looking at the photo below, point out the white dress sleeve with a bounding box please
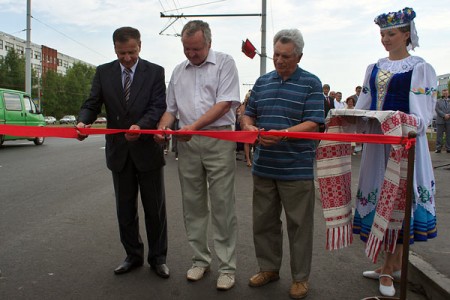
[409,62,437,134]
[355,64,375,110]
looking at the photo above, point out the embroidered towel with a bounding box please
[316,109,417,262]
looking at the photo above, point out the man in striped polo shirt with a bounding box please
[241,28,324,299]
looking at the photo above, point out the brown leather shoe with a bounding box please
[248,271,280,287]
[289,281,309,299]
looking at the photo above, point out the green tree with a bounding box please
[63,62,96,115]
[1,50,95,118]
[40,70,65,117]
[0,49,25,90]
[40,62,95,118]
[0,49,40,97]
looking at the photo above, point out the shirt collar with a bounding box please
[120,59,139,73]
[270,65,302,81]
[184,49,216,69]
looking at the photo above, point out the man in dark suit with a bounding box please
[323,84,334,114]
[76,27,169,278]
[320,84,334,132]
[435,88,450,153]
[350,85,362,105]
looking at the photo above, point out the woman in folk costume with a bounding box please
[353,7,437,297]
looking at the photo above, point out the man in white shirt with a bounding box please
[154,20,240,291]
[334,91,346,109]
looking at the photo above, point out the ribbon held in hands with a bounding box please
[0,124,415,146]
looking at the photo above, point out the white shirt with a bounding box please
[166,50,240,128]
[334,99,346,109]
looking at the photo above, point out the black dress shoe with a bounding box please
[435,149,441,153]
[114,257,143,275]
[151,263,170,278]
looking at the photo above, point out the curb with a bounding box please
[408,251,450,300]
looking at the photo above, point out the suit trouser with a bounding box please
[177,134,237,273]
[436,122,450,151]
[252,175,315,282]
[112,155,168,266]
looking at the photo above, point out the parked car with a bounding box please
[94,117,107,124]
[59,115,77,124]
[44,116,57,125]
[0,88,46,146]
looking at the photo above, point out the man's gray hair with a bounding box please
[181,20,212,45]
[273,29,304,55]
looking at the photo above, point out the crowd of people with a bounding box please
[322,84,362,110]
[75,6,439,299]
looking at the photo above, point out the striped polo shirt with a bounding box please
[245,66,324,180]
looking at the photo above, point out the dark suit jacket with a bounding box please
[319,95,334,132]
[324,94,334,118]
[78,59,167,172]
[435,98,450,125]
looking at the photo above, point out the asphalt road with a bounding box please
[0,137,427,300]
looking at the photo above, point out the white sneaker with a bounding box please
[217,273,235,290]
[186,266,209,281]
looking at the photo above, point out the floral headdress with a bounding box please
[374,7,419,51]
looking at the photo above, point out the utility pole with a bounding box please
[160,0,267,76]
[25,0,32,95]
[260,0,267,75]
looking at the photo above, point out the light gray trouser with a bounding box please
[177,133,237,273]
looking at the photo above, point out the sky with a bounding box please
[1,0,450,99]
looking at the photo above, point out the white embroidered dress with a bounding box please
[354,55,437,244]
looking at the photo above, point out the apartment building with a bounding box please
[0,31,95,78]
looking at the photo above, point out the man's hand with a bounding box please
[76,122,91,141]
[125,125,141,142]
[242,124,258,132]
[259,129,287,147]
[177,124,195,142]
[154,126,172,144]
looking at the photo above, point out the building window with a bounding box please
[16,45,24,55]
[34,51,41,60]
[0,39,3,49]
[32,63,41,71]
[5,42,14,51]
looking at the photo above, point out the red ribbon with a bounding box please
[0,124,415,146]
